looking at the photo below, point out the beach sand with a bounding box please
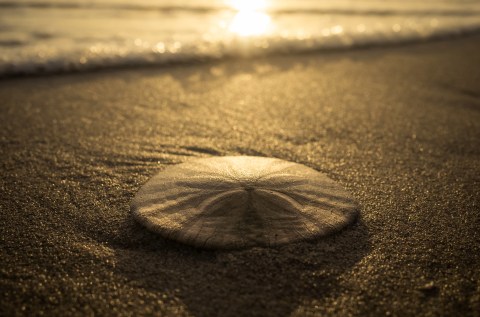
[1,35,479,316]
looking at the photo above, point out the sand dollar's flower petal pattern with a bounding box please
[131,156,358,248]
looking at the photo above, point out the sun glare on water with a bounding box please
[227,0,272,37]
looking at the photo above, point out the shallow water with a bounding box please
[1,0,479,75]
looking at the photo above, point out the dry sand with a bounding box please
[1,35,479,316]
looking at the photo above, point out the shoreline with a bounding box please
[1,35,479,316]
[2,31,480,80]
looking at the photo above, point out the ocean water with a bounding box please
[1,0,479,76]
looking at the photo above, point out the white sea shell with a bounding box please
[131,156,358,248]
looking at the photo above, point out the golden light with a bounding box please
[229,11,271,37]
[229,0,267,11]
[227,0,271,37]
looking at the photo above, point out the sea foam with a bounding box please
[0,0,479,76]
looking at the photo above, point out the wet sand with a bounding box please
[1,36,479,316]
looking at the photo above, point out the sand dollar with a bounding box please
[131,156,358,248]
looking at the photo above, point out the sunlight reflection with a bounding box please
[229,11,271,36]
[227,0,272,37]
[229,0,267,11]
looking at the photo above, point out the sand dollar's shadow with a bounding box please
[112,216,370,317]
